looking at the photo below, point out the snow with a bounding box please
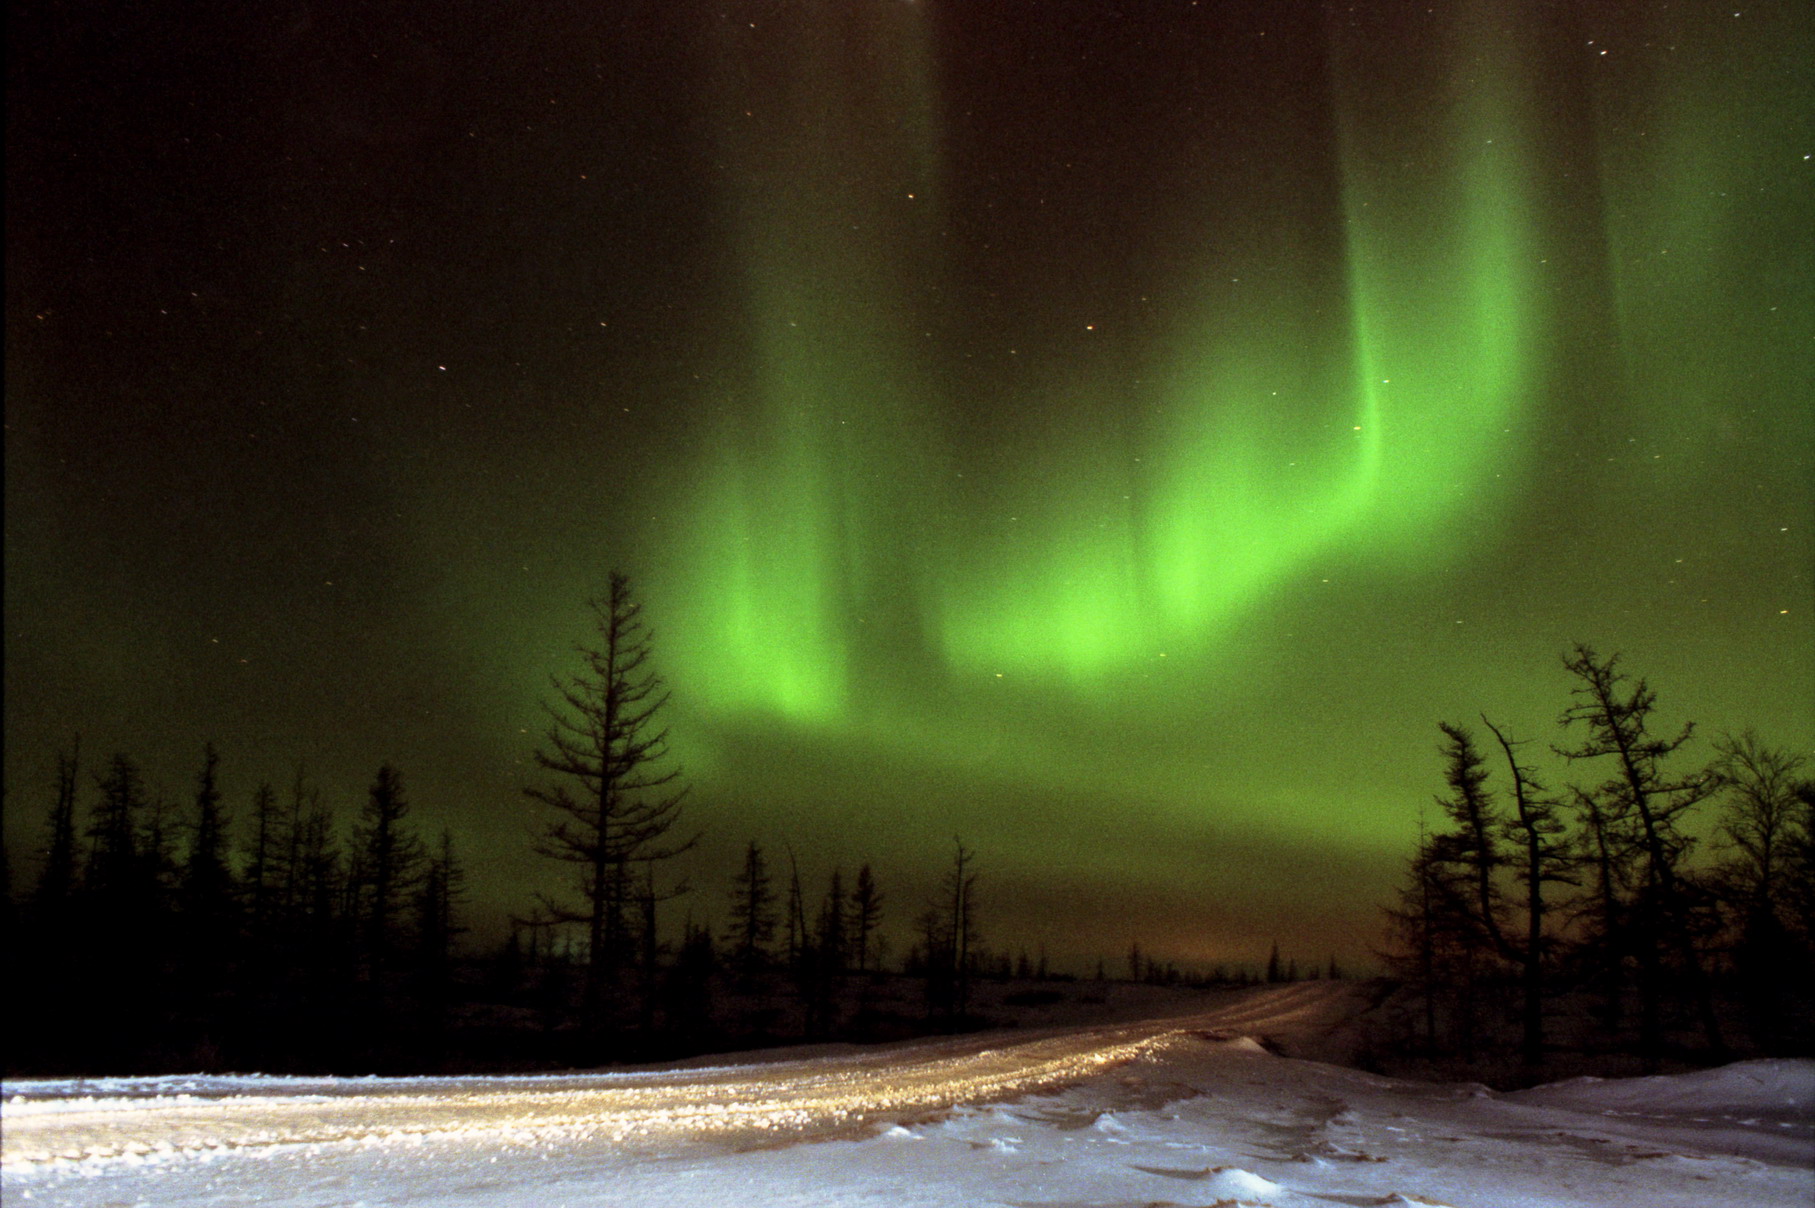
[5,983,1811,1207]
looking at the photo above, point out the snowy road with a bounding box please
[6,983,1813,1207]
[2,1018,1184,1163]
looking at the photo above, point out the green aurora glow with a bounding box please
[5,1,1810,969]
[662,2,1549,712]
[620,3,1807,963]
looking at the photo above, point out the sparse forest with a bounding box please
[1381,643,1815,1080]
[7,740,992,1073]
[3,574,1243,1077]
[0,720,1130,1075]
[7,597,1806,1080]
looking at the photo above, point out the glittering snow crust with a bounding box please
[5,983,1812,1207]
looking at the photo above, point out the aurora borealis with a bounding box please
[6,1,1811,969]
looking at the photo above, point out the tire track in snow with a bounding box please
[3,1008,1278,1171]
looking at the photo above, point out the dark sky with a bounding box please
[7,0,1812,971]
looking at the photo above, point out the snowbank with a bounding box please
[6,984,1810,1207]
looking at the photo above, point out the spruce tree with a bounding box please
[353,764,423,974]
[526,573,694,1026]
[724,839,775,980]
[181,744,236,940]
[944,839,978,1014]
[850,862,883,975]
[241,781,282,937]
[1481,716,1571,1068]
[33,741,82,916]
[1557,644,1724,1061]
[1710,732,1809,1046]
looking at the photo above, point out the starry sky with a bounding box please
[7,0,1812,971]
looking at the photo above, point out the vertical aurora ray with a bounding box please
[1587,3,1814,466]
[930,3,1548,686]
[5,0,1806,978]
[656,2,1556,717]
[1322,2,1543,548]
[655,2,949,725]
[644,0,1793,812]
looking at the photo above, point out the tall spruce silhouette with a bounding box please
[526,572,695,1027]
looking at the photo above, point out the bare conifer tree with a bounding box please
[1430,723,1509,957]
[182,744,235,936]
[1711,731,1809,1045]
[526,572,694,1021]
[1557,643,1724,1061]
[818,869,847,974]
[1482,715,1572,1068]
[353,764,423,973]
[242,781,280,935]
[1712,731,1807,927]
[944,839,978,1015]
[850,862,883,975]
[417,828,467,972]
[33,739,81,914]
[87,753,147,909]
[724,839,775,979]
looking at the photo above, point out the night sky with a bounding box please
[7,0,1812,971]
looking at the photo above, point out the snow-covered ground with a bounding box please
[6,983,1811,1207]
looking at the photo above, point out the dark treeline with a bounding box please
[1,736,1110,1074]
[1381,643,1815,1078]
[10,743,470,1074]
[5,572,1222,1076]
[3,747,1022,1075]
[37,578,1799,1082]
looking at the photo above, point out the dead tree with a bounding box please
[1557,643,1724,1062]
[526,573,694,1025]
[1482,715,1571,1068]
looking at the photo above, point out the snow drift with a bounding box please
[6,983,1811,1207]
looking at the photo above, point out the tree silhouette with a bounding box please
[352,763,423,974]
[86,753,147,909]
[526,573,694,1026]
[416,828,467,973]
[915,905,953,1016]
[1556,644,1724,1062]
[181,744,235,939]
[1710,731,1809,1046]
[817,868,847,974]
[1786,781,1815,959]
[291,787,343,944]
[20,742,85,1072]
[850,862,883,975]
[176,743,238,1051]
[724,839,775,981]
[33,739,81,915]
[1481,715,1571,1068]
[140,788,184,918]
[241,780,282,937]
[944,838,979,1015]
[782,845,808,972]
[1569,779,1633,1033]
[413,827,468,1046]
[1383,809,1482,1056]
[1430,723,1508,957]
[82,753,161,1065]
[1712,732,1806,926]
[1418,722,1509,1059]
